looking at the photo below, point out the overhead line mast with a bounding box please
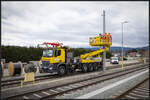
[102,10,106,71]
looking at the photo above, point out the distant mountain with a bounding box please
[135,46,149,51]
[85,46,149,52]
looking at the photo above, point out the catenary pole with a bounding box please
[102,10,106,71]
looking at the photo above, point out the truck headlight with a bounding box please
[39,60,42,65]
[49,67,53,70]
[54,58,59,61]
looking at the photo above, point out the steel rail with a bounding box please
[114,78,149,99]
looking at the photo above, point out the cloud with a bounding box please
[1,1,149,48]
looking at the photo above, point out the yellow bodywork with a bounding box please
[80,34,112,63]
[80,46,109,63]
[41,48,65,64]
[89,36,112,46]
[40,33,112,64]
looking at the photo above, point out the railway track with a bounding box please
[1,62,141,89]
[1,70,97,89]
[115,78,149,99]
[2,64,148,99]
[1,74,58,88]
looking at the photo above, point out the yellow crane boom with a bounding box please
[80,46,109,59]
[80,33,112,63]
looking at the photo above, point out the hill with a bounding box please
[85,46,149,52]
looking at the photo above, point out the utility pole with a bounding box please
[102,10,106,71]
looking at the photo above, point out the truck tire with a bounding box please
[88,63,93,72]
[58,66,66,76]
[82,64,88,72]
[93,63,98,71]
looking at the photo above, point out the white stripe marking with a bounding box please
[42,91,50,95]
[33,93,41,98]
[77,70,148,99]
[23,96,29,99]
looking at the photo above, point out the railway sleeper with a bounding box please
[128,92,149,98]
[131,90,149,95]
[125,95,139,99]
[134,88,149,93]
[137,87,149,91]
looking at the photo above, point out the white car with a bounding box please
[110,57,119,64]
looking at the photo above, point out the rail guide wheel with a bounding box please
[8,61,23,76]
[1,62,4,76]
[38,61,42,73]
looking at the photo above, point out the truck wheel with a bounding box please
[58,66,66,76]
[82,64,88,72]
[93,63,98,71]
[88,63,94,72]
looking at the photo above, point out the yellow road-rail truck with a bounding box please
[39,33,112,75]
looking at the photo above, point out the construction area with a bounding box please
[1,31,149,99]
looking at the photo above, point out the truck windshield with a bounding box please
[43,50,53,57]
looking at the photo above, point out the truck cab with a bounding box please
[40,48,66,73]
[39,42,74,76]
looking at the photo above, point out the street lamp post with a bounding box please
[121,21,128,69]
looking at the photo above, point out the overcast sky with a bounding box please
[1,1,149,48]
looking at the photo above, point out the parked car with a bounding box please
[110,57,119,64]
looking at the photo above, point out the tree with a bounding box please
[127,49,137,53]
[1,45,43,63]
[106,51,112,59]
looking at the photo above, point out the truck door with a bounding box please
[55,49,65,63]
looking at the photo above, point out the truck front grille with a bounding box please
[42,61,50,66]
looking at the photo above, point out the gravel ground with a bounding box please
[2,60,139,78]
[54,67,149,99]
